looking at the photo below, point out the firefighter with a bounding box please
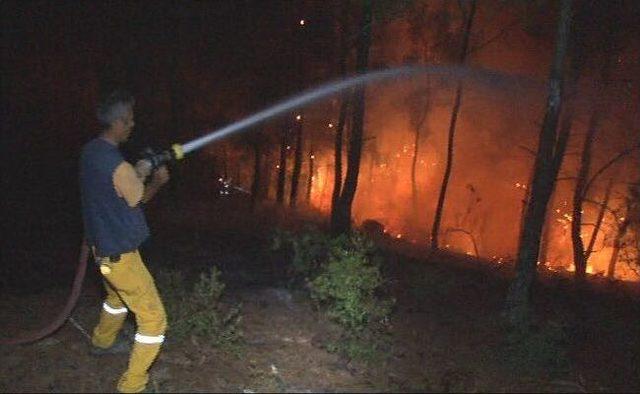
[80,89,169,393]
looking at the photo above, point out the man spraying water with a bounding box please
[79,89,170,393]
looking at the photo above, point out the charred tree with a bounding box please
[504,0,573,326]
[330,0,351,232]
[330,97,350,230]
[276,122,289,205]
[290,116,304,208]
[406,87,430,214]
[332,0,372,234]
[585,178,614,261]
[608,216,630,279]
[538,208,552,266]
[571,32,616,280]
[430,0,476,249]
[410,115,423,210]
[250,137,263,212]
[607,181,640,279]
[306,146,314,202]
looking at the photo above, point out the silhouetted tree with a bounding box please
[585,178,613,262]
[276,120,289,205]
[607,181,640,279]
[290,115,304,208]
[505,0,573,326]
[306,145,315,202]
[250,130,265,212]
[332,0,373,234]
[330,0,352,233]
[430,0,476,249]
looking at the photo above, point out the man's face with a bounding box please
[115,106,135,143]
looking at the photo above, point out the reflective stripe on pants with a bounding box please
[91,250,167,393]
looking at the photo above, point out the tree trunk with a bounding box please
[585,178,613,262]
[571,120,596,280]
[504,0,572,326]
[332,0,372,235]
[276,122,289,205]
[306,146,314,203]
[330,97,349,228]
[430,0,476,249]
[607,219,629,279]
[411,98,428,212]
[290,116,304,208]
[250,140,262,212]
[330,0,350,232]
[571,48,612,280]
[538,208,552,265]
[431,84,462,249]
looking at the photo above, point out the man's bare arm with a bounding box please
[141,166,170,203]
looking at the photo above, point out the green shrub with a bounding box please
[309,232,394,332]
[271,228,394,362]
[156,266,243,350]
[271,225,347,281]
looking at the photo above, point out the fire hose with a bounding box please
[1,242,90,345]
[0,65,506,346]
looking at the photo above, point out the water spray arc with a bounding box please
[143,65,505,168]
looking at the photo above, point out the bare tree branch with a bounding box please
[468,18,521,55]
[583,143,640,198]
[444,227,479,257]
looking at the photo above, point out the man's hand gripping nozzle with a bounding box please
[140,144,185,171]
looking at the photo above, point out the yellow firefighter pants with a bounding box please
[92,250,167,393]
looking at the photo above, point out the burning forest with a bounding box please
[198,1,640,282]
[2,0,640,392]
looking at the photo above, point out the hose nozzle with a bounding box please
[141,143,185,171]
[171,143,184,161]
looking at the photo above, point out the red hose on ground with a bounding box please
[0,240,90,345]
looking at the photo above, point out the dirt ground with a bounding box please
[2,200,639,393]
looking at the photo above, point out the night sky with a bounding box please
[2,1,335,252]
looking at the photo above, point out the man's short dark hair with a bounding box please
[97,89,135,128]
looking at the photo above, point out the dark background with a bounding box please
[1,1,336,267]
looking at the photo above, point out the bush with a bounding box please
[271,225,347,282]
[271,227,394,362]
[156,266,243,350]
[309,232,393,333]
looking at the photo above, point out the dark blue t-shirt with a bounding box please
[80,138,150,257]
